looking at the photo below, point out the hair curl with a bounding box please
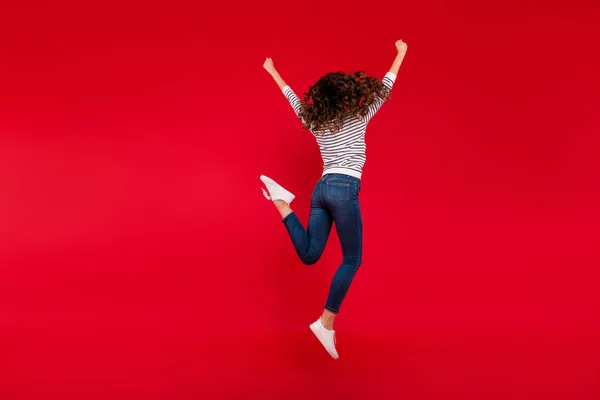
[297,71,391,135]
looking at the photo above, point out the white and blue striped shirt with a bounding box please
[282,72,396,180]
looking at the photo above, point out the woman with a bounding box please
[260,40,408,359]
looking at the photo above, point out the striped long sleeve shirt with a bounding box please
[282,72,396,180]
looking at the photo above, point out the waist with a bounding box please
[322,167,362,180]
[321,168,362,182]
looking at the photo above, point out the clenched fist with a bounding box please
[263,57,276,74]
[395,40,408,54]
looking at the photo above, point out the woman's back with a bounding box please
[282,72,396,179]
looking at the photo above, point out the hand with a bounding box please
[395,40,408,54]
[263,57,276,74]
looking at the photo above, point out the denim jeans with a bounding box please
[282,174,362,313]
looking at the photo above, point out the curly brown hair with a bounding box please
[297,71,391,135]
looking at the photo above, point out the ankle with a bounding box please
[320,316,335,331]
[273,200,289,210]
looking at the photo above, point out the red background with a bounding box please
[1,1,599,399]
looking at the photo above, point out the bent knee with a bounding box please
[301,256,319,266]
[299,247,324,266]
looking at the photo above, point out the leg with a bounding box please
[309,176,362,359]
[323,178,363,320]
[324,202,362,316]
[261,175,333,265]
[281,182,333,265]
[273,200,293,219]
[320,308,337,331]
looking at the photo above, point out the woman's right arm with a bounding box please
[389,40,408,76]
[364,40,408,123]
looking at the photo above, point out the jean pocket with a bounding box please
[327,182,350,201]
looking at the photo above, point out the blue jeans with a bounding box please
[282,174,362,313]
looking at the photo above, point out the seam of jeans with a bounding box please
[324,305,339,314]
[325,181,350,187]
[356,198,363,264]
[319,180,324,205]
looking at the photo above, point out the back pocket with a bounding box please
[327,182,350,201]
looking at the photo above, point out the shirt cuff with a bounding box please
[384,72,397,82]
[282,86,291,93]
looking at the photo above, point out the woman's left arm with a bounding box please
[264,58,288,89]
[264,57,303,118]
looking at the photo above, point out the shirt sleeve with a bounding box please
[363,72,396,124]
[282,86,303,118]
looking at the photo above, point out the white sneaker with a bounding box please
[260,175,295,205]
[310,318,339,359]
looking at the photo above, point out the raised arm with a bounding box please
[364,40,408,123]
[263,57,303,119]
[389,39,408,76]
